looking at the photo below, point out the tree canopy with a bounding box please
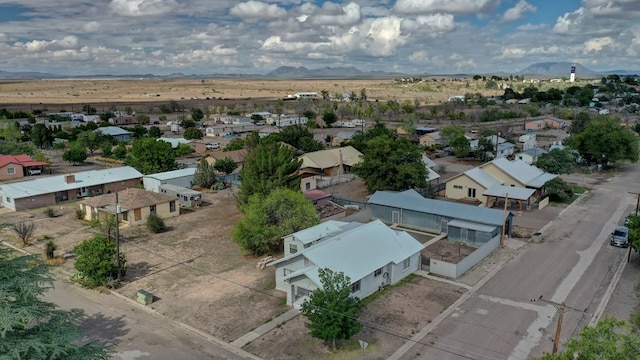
[535,149,576,174]
[352,135,428,192]
[0,248,114,359]
[237,142,301,205]
[62,146,88,165]
[565,116,639,165]
[232,188,319,255]
[193,158,217,189]
[272,125,324,152]
[183,127,203,140]
[30,123,54,149]
[73,235,126,288]
[300,268,362,349]
[213,157,238,175]
[440,125,465,146]
[125,138,177,175]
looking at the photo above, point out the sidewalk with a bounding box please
[230,308,300,348]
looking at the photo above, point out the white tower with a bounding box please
[569,64,576,82]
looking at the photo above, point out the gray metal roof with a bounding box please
[369,190,509,226]
[0,166,143,199]
[447,219,496,233]
[145,168,196,181]
[287,220,351,244]
[464,168,502,188]
[489,158,557,187]
[158,183,201,196]
[95,126,130,136]
[522,148,548,157]
[483,185,535,201]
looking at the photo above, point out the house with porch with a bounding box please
[298,146,363,177]
[77,188,179,226]
[95,126,131,142]
[0,166,143,211]
[270,220,424,306]
[0,154,48,181]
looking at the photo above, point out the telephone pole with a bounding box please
[501,192,509,249]
[115,191,121,280]
[627,192,640,262]
[531,296,588,355]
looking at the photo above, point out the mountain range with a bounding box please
[0,63,637,80]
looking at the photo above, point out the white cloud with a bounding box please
[109,0,178,17]
[583,36,613,52]
[583,0,640,18]
[408,50,429,64]
[311,2,361,26]
[82,21,101,33]
[403,14,455,33]
[517,23,546,31]
[394,0,500,15]
[455,58,476,71]
[553,7,584,34]
[449,53,463,60]
[502,0,537,22]
[496,47,527,59]
[230,1,287,20]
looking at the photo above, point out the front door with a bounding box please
[134,208,141,221]
[392,211,400,224]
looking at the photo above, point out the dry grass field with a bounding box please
[0,77,502,111]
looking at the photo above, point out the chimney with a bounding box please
[64,174,75,184]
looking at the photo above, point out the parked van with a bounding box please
[611,226,629,247]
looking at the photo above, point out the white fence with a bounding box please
[429,235,501,278]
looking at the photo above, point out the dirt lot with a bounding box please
[0,177,468,359]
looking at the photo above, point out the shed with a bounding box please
[158,184,202,207]
[143,168,196,193]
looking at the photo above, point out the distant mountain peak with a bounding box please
[518,62,598,76]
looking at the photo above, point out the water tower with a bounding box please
[569,64,576,82]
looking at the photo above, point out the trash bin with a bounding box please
[137,289,153,305]
[532,232,543,243]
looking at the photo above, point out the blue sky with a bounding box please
[0,0,638,76]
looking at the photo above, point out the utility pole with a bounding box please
[115,191,121,280]
[627,192,640,262]
[552,302,566,355]
[501,192,509,249]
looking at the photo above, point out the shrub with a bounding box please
[44,207,56,218]
[75,209,84,219]
[45,240,57,259]
[146,213,166,233]
[13,221,37,246]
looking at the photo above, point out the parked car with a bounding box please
[206,142,221,150]
[611,226,629,248]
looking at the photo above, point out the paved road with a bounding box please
[44,279,259,360]
[393,161,640,360]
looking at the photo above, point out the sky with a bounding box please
[0,0,638,76]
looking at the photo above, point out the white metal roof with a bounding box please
[489,158,557,187]
[464,168,502,188]
[447,220,497,233]
[280,220,424,287]
[95,126,130,136]
[288,220,350,244]
[145,168,196,181]
[0,166,143,199]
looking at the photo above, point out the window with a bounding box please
[374,268,383,277]
[403,258,411,270]
[283,268,293,276]
[7,167,15,175]
[122,211,128,221]
[289,244,298,254]
[169,201,176,212]
[351,280,361,293]
[150,205,157,214]
[467,188,476,198]
[305,182,311,190]
[453,185,463,190]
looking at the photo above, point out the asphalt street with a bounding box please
[392,161,640,360]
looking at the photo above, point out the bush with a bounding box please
[44,207,56,218]
[146,213,167,233]
[45,240,57,260]
[74,235,126,288]
[75,209,84,219]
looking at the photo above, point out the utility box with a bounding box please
[137,290,153,305]
[532,232,543,243]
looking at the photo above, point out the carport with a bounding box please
[484,185,536,212]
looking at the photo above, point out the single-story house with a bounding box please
[331,131,357,147]
[543,116,566,129]
[95,126,131,142]
[368,189,513,244]
[419,132,442,147]
[524,119,545,132]
[109,116,136,125]
[0,166,143,211]
[445,158,556,203]
[299,146,363,177]
[270,220,424,306]
[77,188,179,226]
[0,154,48,181]
[495,142,516,159]
[205,149,247,172]
[143,168,196,193]
[515,148,548,165]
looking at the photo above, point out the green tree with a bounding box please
[2,121,22,142]
[534,149,576,174]
[352,135,428,192]
[569,112,591,135]
[62,146,88,165]
[82,104,97,115]
[450,135,471,158]
[125,138,177,174]
[183,127,203,140]
[30,123,54,149]
[135,114,150,125]
[73,235,126,288]
[348,120,396,153]
[300,268,362,349]
[224,138,246,151]
[232,188,319,255]
[146,213,166,233]
[359,88,367,101]
[237,142,302,205]
[538,317,640,359]
[0,248,114,359]
[275,125,323,152]
[474,136,493,160]
[148,126,162,138]
[77,130,105,154]
[174,143,194,157]
[214,157,238,175]
[320,89,330,100]
[112,142,127,160]
[322,111,338,127]
[129,124,148,139]
[191,108,204,122]
[544,177,573,203]
[440,125,465,146]
[193,158,217,188]
[565,116,639,165]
